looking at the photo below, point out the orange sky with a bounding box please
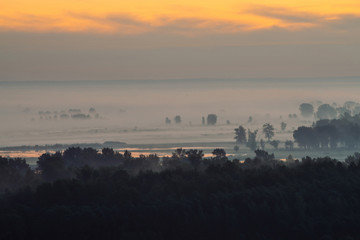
[1,0,359,81]
[1,0,360,34]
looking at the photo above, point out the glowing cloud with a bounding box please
[1,0,360,34]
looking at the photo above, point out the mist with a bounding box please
[1,77,359,147]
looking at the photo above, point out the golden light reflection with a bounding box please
[1,0,360,34]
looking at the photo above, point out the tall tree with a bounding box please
[247,129,258,151]
[262,123,275,141]
[285,140,294,150]
[234,125,247,144]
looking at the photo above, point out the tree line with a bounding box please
[2,148,360,239]
[293,114,360,149]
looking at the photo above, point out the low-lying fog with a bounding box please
[0,78,359,148]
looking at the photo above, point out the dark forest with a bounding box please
[1,147,360,240]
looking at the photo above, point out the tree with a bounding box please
[174,115,182,124]
[299,103,314,118]
[263,123,274,141]
[247,129,258,151]
[185,149,204,169]
[254,150,275,161]
[234,126,247,144]
[343,101,358,111]
[336,107,351,117]
[165,117,171,124]
[345,152,360,165]
[162,148,186,169]
[269,140,280,149]
[260,139,266,150]
[247,116,253,123]
[211,148,228,165]
[207,114,217,125]
[281,122,287,131]
[233,145,239,152]
[285,140,294,150]
[0,157,33,191]
[37,152,66,181]
[172,148,186,160]
[63,147,97,167]
[314,124,339,148]
[124,150,132,160]
[316,104,337,120]
[293,126,318,149]
[212,148,226,159]
[102,147,115,158]
[202,116,205,126]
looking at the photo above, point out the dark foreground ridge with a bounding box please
[1,148,360,240]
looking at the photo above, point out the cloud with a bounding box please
[0,6,360,37]
[245,5,360,32]
[0,14,61,31]
[241,5,326,31]
[326,14,360,30]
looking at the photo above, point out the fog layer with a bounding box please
[0,78,359,146]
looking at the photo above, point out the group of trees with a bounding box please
[165,114,218,125]
[299,101,360,120]
[37,108,99,121]
[234,126,258,151]
[165,115,182,124]
[293,114,360,149]
[235,123,284,151]
[0,156,35,192]
[32,147,237,181]
[3,150,360,239]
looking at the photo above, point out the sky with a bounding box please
[1,0,360,81]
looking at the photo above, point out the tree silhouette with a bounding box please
[233,145,239,152]
[185,149,204,169]
[207,114,217,125]
[254,149,275,161]
[37,152,66,181]
[212,148,226,159]
[262,123,274,141]
[269,140,280,149]
[234,125,247,144]
[165,117,171,124]
[316,104,337,120]
[247,129,258,151]
[174,115,181,124]
[299,103,314,118]
[293,126,318,149]
[285,140,294,150]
